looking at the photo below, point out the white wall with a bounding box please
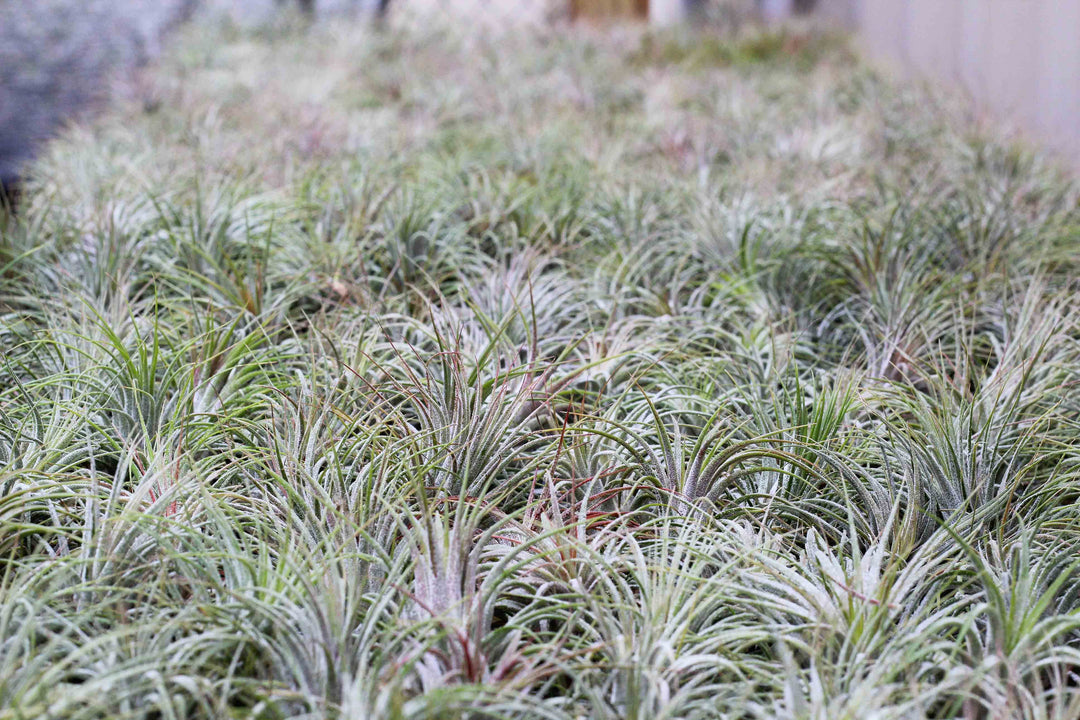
[855,0,1080,167]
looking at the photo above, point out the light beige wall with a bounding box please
[1035,0,1080,162]
[854,0,1080,167]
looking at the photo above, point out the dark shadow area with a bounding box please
[0,175,19,215]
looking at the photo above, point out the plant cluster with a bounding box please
[2,15,1079,720]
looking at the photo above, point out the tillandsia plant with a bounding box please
[1,6,1080,720]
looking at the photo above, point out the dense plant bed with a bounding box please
[2,16,1079,720]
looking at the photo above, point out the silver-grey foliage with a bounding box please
[3,11,1080,720]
